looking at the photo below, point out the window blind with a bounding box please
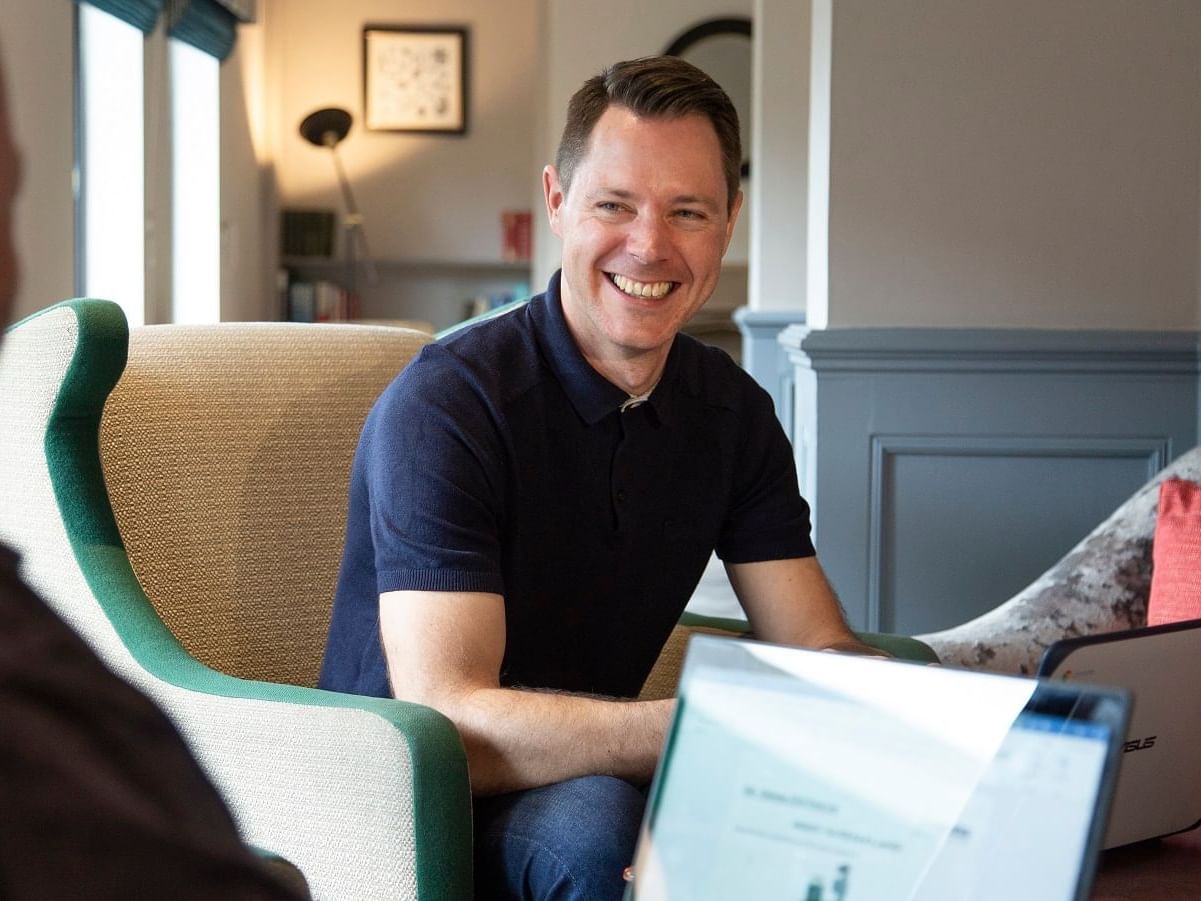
[166,0,238,61]
[77,0,164,35]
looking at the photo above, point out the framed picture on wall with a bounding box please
[363,25,468,134]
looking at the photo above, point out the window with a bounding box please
[77,3,146,326]
[76,4,226,325]
[170,38,220,324]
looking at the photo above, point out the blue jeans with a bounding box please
[473,775,646,901]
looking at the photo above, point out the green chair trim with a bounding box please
[435,296,530,340]
[856,631,940,664]
[30,299,472,901]
[678,611,940,664]
[678,611,754,634]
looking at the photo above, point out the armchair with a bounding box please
[0,300,469,901]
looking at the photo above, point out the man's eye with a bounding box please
[598,202,624,212]
[675,209,705,221]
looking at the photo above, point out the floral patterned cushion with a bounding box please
[917,446,1201,674]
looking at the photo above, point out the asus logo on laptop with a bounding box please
[1122,736,1157,753]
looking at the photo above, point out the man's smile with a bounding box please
[605,271,678,300]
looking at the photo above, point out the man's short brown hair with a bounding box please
[555,56,741,211]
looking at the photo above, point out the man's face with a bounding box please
[0,75,19,328]
[543,106,742,376]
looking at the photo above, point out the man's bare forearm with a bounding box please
[379,589,674,796]
[438,687,674,796]
[729,557,875,654]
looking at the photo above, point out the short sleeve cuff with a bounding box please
[378,569,505,595]
[716,528,815,565]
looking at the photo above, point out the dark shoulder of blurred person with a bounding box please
[0,542,309,900]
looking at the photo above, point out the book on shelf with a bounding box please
[284,274,360,323]
[501,210,532,262]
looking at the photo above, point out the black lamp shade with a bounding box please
[299,108,353,148]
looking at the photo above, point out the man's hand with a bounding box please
[820,637,894,659]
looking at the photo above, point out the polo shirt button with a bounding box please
[616,490,626,504]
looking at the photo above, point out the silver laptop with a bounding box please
[627,636,1128,901]
[1039,618,1201,849]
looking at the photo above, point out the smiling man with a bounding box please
[548,105,736,397]
[319,56,877,901]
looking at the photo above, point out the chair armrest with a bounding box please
[677,611,753,633]
[643,614,940,698]
[678,612,939,664]
[855,631,940,664]
[75,550,473,901]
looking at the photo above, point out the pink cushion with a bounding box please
[1147,478,1201,626]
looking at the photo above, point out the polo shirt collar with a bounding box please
[534,270,679,427]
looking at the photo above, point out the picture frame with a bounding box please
[363,25,468,134]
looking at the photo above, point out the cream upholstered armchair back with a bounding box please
[100,322,430,688]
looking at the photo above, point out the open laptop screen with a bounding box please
[628,637,1128,901]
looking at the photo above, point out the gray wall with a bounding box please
[744,0,1201,435]
[757,1,1201,638]
[824,0,1201,330]
[785,327,1201,633]
[749,0,807,315]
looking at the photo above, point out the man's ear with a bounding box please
[543,165,566,239]
[722,189,745,255]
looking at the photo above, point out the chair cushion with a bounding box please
[1147,478,1201,626]
[101,322,431,688]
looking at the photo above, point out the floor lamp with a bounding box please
[298,107,376,306]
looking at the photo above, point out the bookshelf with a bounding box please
[281,257,533,331]
[281,257,531,275]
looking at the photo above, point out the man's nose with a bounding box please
[627,215,669,264]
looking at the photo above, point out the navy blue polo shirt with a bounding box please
[318,272,815,700]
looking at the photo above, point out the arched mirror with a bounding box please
[664,17,752,178]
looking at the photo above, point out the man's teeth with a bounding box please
[610,273,673,299]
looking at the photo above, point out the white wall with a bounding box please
[0,0,75,322]
[749,0,809,314]
[220,13,274,321]
[534,0,753,303]
[268,0,539,267]
[824,0,1201,330]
